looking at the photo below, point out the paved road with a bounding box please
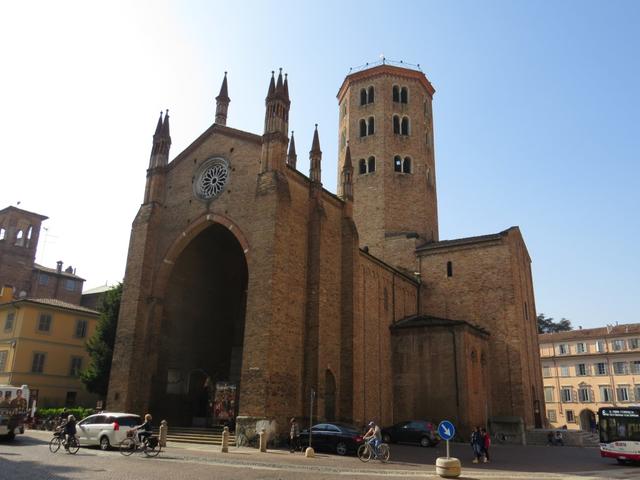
[0,431,637,480]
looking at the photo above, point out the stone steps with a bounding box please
[525,429,600,447]
[166,426,236,446]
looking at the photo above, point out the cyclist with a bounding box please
[63,415,77,450]
[132,413,153,446]
[363,421,382,457]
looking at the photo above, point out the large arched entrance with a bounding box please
[151,223,248,426]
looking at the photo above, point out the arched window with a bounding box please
[360,89,367,106]
[367,116,375,135]
[403,156,412,173]
[392,85,400,103]
[401,116,410,135]
[0,227,5,241]
[367,86,375,104]
[394,155,402,172]
[26,226,33,248]
[359,159,367,174]
[359,119,367,137]
[400,87,408,104]
[393,115,400,134]
[15,230,24,247]
[367,156,376,173]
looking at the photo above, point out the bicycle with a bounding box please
[49,429,80,455]
[357,440,390,463]
[119,430,161,457]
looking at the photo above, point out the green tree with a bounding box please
[537,313,572,334]
[81,283,122,397]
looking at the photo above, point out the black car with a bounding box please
[381,420,438,447]
[299,422,364,455]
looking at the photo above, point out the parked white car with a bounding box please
[76,412,142,450]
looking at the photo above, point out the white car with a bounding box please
[76,412,142,450]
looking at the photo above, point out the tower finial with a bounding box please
[215,71,230,125]
[287,130,297,169]
[309,125,321,184]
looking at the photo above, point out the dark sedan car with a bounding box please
[381,420,438,447]
[299,422,364,455]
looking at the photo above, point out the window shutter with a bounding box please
[572,388,578,403]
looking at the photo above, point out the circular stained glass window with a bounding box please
[194,158,229,200]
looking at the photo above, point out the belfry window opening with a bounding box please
[393,156,412,174]
[360,117,375,137]
[392,85,409,104]
[360,86,375,105]
[358,157,376,174]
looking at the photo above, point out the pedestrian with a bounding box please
[481,427,490,462]
[470,426,483,463]
[289,417,300,453]
[554,430,564,446]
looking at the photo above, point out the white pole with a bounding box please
[446,439,450,459]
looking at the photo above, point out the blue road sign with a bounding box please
[438,420,455,441]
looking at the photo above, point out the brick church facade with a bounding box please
[108,63,544,438]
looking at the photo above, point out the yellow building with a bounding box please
[539,324,640,431]
[0,287,99,407]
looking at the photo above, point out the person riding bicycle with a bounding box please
[132,413,153,446]
[63,415,77,450]
[363,421,382,457]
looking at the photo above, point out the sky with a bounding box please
[1,0,638,329]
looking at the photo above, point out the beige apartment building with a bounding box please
[540,324,640,431]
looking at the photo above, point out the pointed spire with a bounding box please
[309,124,321,184]
[275,68,284,94]
[283,73,290,102]
[215,72,230,125]
[341,142,353,201]
[161,109,170,139]
[216,71,229,100]
[266,71,276,99]
[311,124,321,155]
[287,131,297,169]
[153,111,163,137]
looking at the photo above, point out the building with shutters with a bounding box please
[539,324,640,430]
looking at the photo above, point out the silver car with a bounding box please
[76,412,142,450]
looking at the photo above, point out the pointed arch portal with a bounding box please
[151,223,248,426]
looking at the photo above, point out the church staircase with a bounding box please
[165,426,237,446]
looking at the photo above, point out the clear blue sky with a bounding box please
[1,1,638,328]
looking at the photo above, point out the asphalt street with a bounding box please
[0,430,637,480]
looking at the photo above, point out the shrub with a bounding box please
[37,407,95,420]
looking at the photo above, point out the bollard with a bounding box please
[435,457,461,478]
[259,428,267,452]
[221,426,229,453]
[159,420,168,448]
[304,446,315,458]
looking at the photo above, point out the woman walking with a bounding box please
[481,427,490,462]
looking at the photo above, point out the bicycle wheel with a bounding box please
[49,437,61,453]
[357,443,371,462]
[378,443,390,463]
[119,438,136,456]
[143,441,161,458]
[67,437,80,455]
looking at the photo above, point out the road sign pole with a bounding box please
[446,439,449,458]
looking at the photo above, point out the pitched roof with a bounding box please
[391,314,489,336]
[539,323,640,343]
[0,297,99,315]
[0,206,48,220]
[82,284,114,295]
[33,263,85,281]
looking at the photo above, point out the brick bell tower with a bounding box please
[337,62,438,272]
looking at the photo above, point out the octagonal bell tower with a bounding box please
[337,63,438,271]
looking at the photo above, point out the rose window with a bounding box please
[195,159,229,200]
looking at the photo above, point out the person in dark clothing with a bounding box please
[133,414,153,445]
[63,415,77,449]
[289,417,300,453]
[481,427,490,462]
[470,427,483,463]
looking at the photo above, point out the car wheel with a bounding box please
[420,436,430,447]
[336,442,348,456]
[382,433,391,443]
[100,436,111,451]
